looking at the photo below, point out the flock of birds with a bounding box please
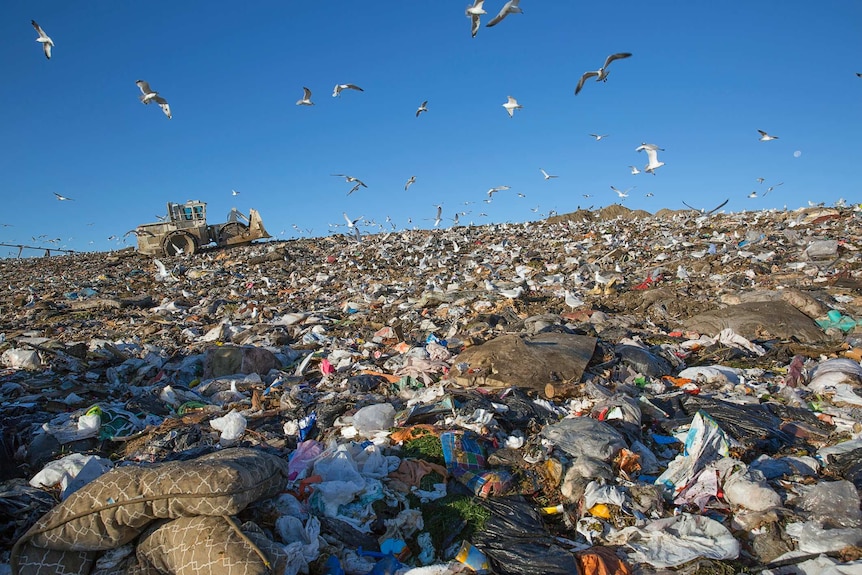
[23,4,846,252]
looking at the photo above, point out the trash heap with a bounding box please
[2,204,862,575]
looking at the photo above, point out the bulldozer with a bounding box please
[135,201,271,256]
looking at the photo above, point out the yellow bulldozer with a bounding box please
[135,201,270,256]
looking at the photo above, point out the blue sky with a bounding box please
[1,1,859,255]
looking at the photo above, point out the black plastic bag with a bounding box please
[472,497,581,575]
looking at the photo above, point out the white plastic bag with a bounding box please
[209,410,247,447]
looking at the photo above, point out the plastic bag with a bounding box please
[656,411,729,495]
[352,403,396,436]
[209,409,247,447]
[540,416,627,462]
[608,513,739,568]
[798,480,862,528]
[472,497,581,575]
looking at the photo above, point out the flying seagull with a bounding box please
[466,0,486,37]
[636,143,665,174]
[347,182,363,195]
[434,205,443,227]
[756,177,765,184]
[502,96,522,117]
[610,186,634,198]
[540,169,558,180]
[54,192,74,201]
[405,176,416,191]
[333,84,364,97]
[575,53,632,95]
[748,191,758,198]
[487,185,510,197]
[758,129,779,141]
[416,100,428,117]
[590,134,609,141]
[682,198,728,215]
[764,182,784,195]
[31,20,53,59]
[296,87,314,106]
[486,0,522,27]
[332,174,367,188]
[135,80,171,119]
[629,165,640,175]
[231,189,240,196]
[343,212,363,228]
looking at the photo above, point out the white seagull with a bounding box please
[332,174,367,188]
[636,143,665,174]
[343,212,363,228]
[629,165,641,175]
[590,134,609,141]
[757,129,779,141]
[487,185,510,197]
[564,289,584,311]
[756,177,765,184]
[764,182,784,195]
[333,83,364,97]
[231,189,240,196]
[416,100,428,117]
[405,176,416,191]
[611,186,634,198]
[31,20,54,60]
[575,52,632,95]
[466,0,486,37]
[54,192,74,201]
[486,0,522,27]
[502,96,522,117]
[748,191,758,198]
[434,205,443,227]
[540,169,558,180]
[135,80,172,119]
[296,87,314,106]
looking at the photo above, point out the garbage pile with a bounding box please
[2,204,862,574]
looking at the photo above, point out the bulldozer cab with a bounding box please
[168,201,207,227]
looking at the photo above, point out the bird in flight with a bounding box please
[636,143,665,174]
[416,100,428,117]
[748,191,758,198]
[232,189,240,196]
[135,80,171,119]
[629,165,640,175]
[575,53,632,95]
[332,174,367,188]
[764,182,784,195]
[343,212,363,228]
[31,20,54,59]
[487,185,510,197]
[466,0,486,37]
[405,176,416,191]
[296,87,314,106]
[590,134,609,141]
[54,192,74,201]
[757,129,779,141]
[333,84,364,97]
[682,198,728,215]
[540,169,558,180]
[486,0,523,27]
[611,186,634,198]
[502,96,522,117]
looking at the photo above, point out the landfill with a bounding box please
[2,204,862,575]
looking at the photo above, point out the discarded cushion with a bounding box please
[136,516,289,575]
[12,448,289,575]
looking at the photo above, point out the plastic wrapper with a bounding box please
[209,410,247,447]
[540,416,627,462]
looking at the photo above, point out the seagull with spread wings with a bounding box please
[575,53,632,95]
[486,0,523,27]
[416,100,428,117]
[54,192,74,201]
[466,0,486,37]
[757,129,779,141]
[296,87,314,106]
[135,80,172,119]
[540,169,558,180]
[333,84,364,97]
[31,20,54,59]
[636,143,665,174]
[502,96,522,117]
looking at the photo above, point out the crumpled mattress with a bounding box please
[12,448,290,575]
